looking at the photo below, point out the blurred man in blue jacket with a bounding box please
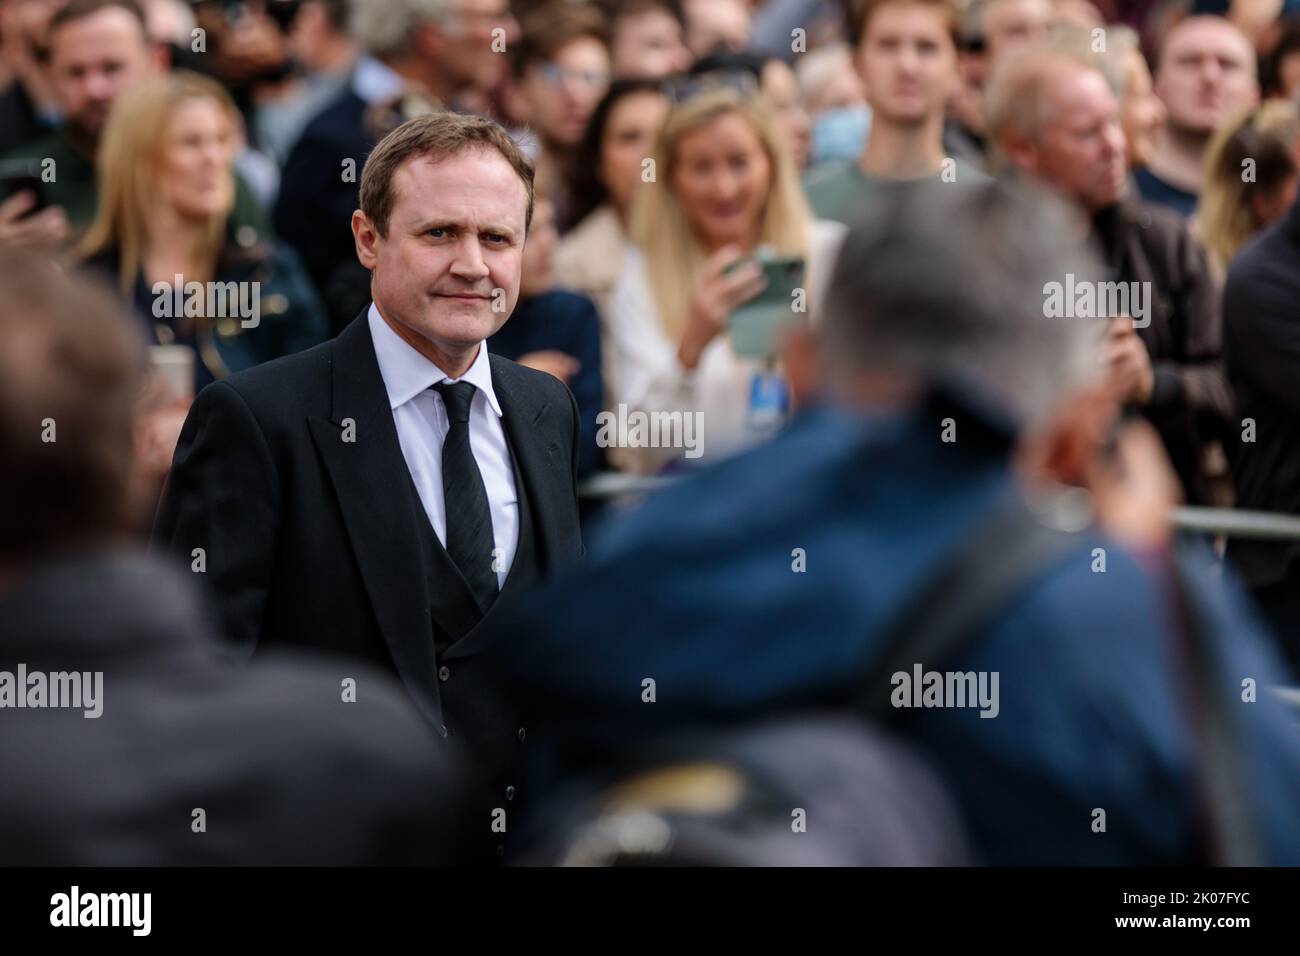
[490,180,1300,865]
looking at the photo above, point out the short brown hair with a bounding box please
[0,254,142,568]
[512,1,610,79]
[359,112,536,237]
[50,0,147,38]
[849,0,960,48]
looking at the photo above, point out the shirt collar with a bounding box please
[352,56,407,106]
[367,303,503,417]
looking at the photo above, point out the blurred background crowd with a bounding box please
[6,0,1300,866]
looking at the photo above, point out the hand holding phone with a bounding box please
[726,251,806,360]
[0,161,68,250]
[679,245,767,369]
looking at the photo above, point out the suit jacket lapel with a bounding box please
[490,354,568,569]
[306,312,442,727]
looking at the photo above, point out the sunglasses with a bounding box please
[661,69,760,106]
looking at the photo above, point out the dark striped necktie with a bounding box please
[432,381,498,613]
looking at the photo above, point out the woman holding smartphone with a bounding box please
[608,80,844,473]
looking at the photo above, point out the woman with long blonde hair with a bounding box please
[80,71,325,392]
[1198,100,1300,276]
[607,82,844,472]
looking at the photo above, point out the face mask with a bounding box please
[810,105,871,167]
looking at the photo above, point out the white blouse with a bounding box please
[606,219,847,473]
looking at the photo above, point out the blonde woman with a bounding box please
[1199,100,1300,276]
[608,85,845,472]
[80,71,325,393]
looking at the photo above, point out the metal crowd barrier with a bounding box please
[580,473,1300,543]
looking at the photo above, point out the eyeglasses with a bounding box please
[661,69,761,105]
[537,62,611,93]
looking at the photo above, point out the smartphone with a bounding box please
[727,254,806,360]
[0,158,47,213]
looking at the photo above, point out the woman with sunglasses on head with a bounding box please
[606,83,844,473]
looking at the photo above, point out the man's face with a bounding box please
[1024,67,1128,212]
[0,0,63,62]
[857,2,958,126]
[683,0,749,58]
[48,7,156,138]
[1155,19,1258,137]
[515,37,611,148]
[610,8,691,79]
[354,149,529,358]
[982,0,1051,62]
[437,0,519,94]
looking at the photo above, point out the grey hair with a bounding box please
[819,179,1106,428]
[350,0,455,59]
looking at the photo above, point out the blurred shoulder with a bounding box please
[202,336,336,418]
[803,158,857,194]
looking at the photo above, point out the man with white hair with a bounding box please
[1137,15,1259,218]
[986,44,1232,505]
[273,0,520,335]
[487,180,1300,865]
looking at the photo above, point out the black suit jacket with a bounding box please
[0,551,469,865]
[153,311,583,760]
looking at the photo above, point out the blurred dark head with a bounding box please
[0,0,66,66]
[349,0,520,99]
[814,179,1103,431]
[0,253,143,581]
[506,1,611,149]
[567,76,669,225]
[681,0,749,59]
[47,0,162,141]
[596,0,689,79]
[1262,15,1300,99]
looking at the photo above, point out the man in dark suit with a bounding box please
[155,112,584,839]
[0,252,468,865]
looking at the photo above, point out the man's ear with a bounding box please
[352,210,380,270]
[780,321,823,409]
[1014,383,1118,490]
[1003,135,1040,176]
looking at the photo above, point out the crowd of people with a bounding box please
[4,0,1300,866]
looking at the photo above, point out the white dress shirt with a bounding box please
[367,304,519,587]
